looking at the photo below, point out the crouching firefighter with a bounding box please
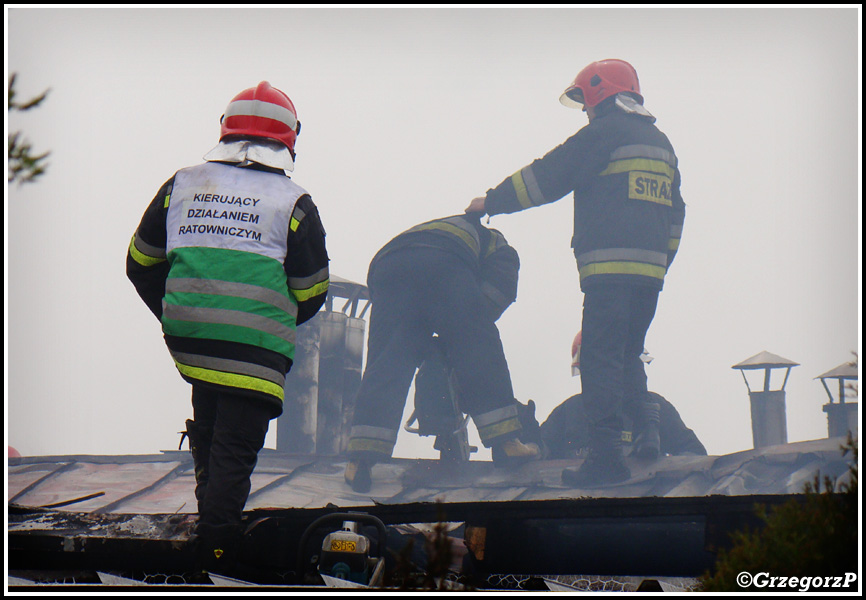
[344,213,541,493]
[126,82,329,578]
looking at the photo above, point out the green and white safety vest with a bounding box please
[163,162,308,405]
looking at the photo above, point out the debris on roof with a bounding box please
[7,436,855,589]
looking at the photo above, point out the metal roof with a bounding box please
[8,436,853,515]
[7,436,857,589]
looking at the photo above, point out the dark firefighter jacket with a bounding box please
[126,161,329,417]
[368,213,520,320]
[483,104,685,292]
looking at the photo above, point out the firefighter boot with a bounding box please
[192,522,244,580]
[515,399,545,453]
[633,399,661,460]
[180,419,213,511]
[561,426,630,487]
[344,458,374,494]
[492,437,541,467]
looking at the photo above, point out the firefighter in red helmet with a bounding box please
[466,59,686,487]
[127,82,329,579]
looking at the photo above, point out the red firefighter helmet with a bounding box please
[571,331,582,377]
[560,59,642,109]
[220,81,300,154]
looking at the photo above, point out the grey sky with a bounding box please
[6,6,861,460]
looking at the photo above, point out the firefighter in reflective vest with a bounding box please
[126,81,329,576]
[344,214,540,493]
[466,59,686,487]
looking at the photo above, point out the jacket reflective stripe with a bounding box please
[577,247,669,281]
[511,165,547,209]
[170,350,287,387]
[166,277,298,317]
[473,404,519,428]
[289,205,307,232]
[483,229,509,258]
[162,302,297,346]
[577,248,668,268]
[669,223,683,252]
[600,158,676,180]
[129,234,166,267]
[288,266,330,301]
[477,418,521,443]
[350,424,398,443]
[163,182,173,208]
[347,425,398,456]
[292,279,330,302]
[474,404,521,443]
[410,218,481,256]
[610,144,677,166]
[580,261,667,280]
[346,438,394,456]
[174,359,285,401]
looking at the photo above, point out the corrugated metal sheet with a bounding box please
[8,436,856,588]
[8,437,853,515]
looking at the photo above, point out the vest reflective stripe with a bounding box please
[164,164,303,363]
[173,358,285,401]
[163,249,297,358]
[409,218,481,256]
[170,350,287,388]
[162,302,297,347]
[129,233,166,267]
[166,277,298,317]
[668,237,680,252]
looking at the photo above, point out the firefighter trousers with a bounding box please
[347,247,520,459]
[579,283,660,432]
[189,386,271,529]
